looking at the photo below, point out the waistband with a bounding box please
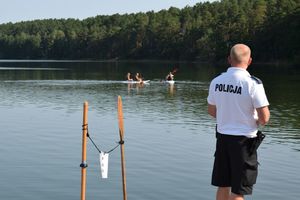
[216,132,249,139]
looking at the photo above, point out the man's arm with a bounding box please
[208,103,217,118]
[256,106,270,125]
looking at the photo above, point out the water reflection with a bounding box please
[168,83,175,96]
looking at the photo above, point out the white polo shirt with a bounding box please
[207,67,269,137]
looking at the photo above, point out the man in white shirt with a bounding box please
[207,44,270,200]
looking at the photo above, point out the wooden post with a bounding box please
[118,96,127,200]
[80,101,88,200]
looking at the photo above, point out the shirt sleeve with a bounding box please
[207,81,216,105]
[252,83,269,108]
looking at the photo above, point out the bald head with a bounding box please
[229,44,252,68]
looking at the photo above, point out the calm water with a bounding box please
[0,61,299,200]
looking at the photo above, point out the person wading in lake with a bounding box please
[207,44,270,200]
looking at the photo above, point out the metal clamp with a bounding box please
[80,161,88,168]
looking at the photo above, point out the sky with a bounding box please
[0,0,215,24]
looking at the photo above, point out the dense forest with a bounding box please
[0,0,299,63]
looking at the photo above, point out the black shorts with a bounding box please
[211,132,258,195]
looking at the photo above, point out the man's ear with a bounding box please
[248,57,252,65]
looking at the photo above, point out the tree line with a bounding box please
[0,0,299,63]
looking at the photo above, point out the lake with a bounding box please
[0,60,299,200]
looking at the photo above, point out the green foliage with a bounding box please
[0,0,299,62]
[252,6,300,62]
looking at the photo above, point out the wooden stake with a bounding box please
[80,101,88,200]
[118,96,127,200]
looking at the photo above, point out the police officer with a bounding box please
[207,44,270,200]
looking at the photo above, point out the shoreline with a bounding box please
[0,59,298,66]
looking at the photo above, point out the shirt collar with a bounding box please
[227,67,250,76]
